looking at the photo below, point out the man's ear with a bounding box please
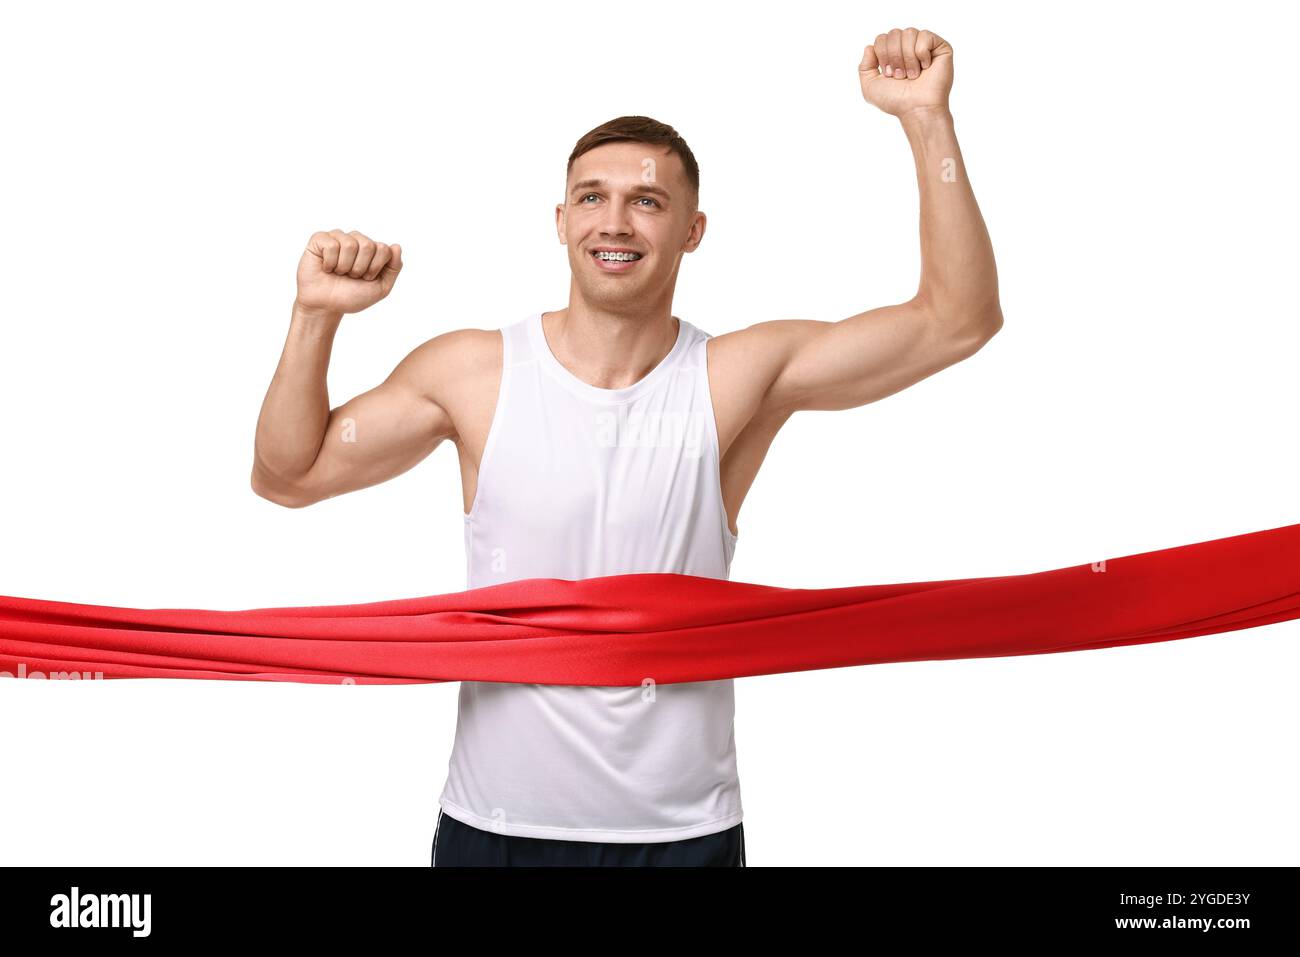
[554,203,566,244]
[684,210,707,252]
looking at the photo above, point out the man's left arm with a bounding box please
[726,28,1002,416]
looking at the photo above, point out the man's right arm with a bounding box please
[252,229,474,508]
[250,301,460,508]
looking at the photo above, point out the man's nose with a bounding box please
[600,201,633,235]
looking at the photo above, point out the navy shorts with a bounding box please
[431,808,746,867]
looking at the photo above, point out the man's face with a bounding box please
[556,141,704,307]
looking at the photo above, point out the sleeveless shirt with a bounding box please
[437,311,743,843]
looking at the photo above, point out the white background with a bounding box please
[2,0,1297,866]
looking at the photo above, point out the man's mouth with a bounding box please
[591,249,644,271]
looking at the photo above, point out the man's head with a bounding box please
[557,116,705,313]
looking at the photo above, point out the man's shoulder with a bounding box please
[705,319,809,373]
[388,325,503,406]
[439,324,503,352]
[411,325,503,372]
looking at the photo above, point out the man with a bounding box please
[250,26,1001,866]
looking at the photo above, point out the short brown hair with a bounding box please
[567,115,699,210]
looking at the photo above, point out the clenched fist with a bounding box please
[295,229,403,317]
[858,28,953,118]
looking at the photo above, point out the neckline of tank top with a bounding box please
[527,311,694,404]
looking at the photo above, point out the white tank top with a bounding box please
[437,310,743,843]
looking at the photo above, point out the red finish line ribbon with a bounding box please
[2,521,1298,685]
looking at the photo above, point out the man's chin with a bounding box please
[575,284,645,311]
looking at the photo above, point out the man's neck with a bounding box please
[541,306,681,391]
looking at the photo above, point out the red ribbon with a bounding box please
[2,522,1298,685]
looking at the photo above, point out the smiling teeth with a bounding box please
[596,251,641,261]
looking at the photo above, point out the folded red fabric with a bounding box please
[2,522,1298,685]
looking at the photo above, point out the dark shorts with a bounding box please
[431,808,746,867]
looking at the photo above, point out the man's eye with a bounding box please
[577,193,657,207]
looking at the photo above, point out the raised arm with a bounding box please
[250,230,460,508]
[714,28,1002,420]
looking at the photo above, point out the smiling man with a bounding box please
[250,26,1002,867]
